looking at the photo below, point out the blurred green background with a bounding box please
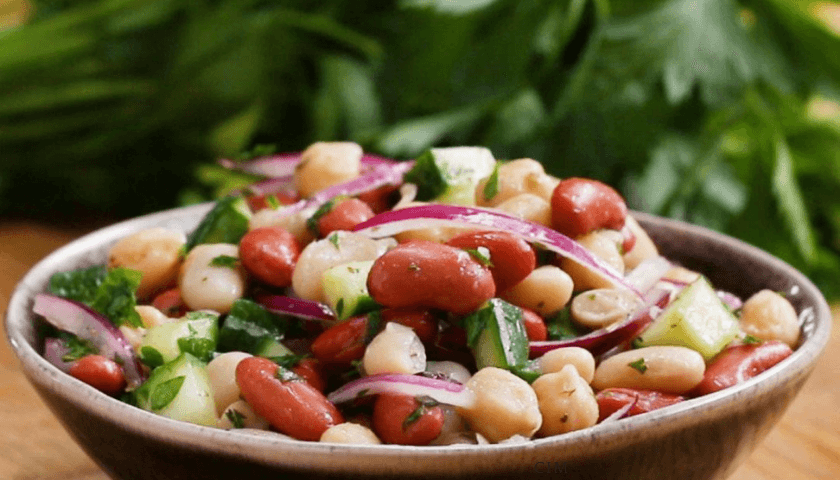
[2,0,840,298]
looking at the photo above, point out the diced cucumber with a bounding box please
[139,311,219,367]
[404,146,496,206]
[134,353,216,426]
[253,337,294,358]
[217,299,293,354]
[464,298,531,378]
[184,196,252,252]
[321,260,379,320]
[635,276,740,360]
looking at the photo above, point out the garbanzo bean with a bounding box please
[501,265,573,317]
[294,142,363,198]
[537,347,596,383]
[739,290,800,348]
[363,322,427,376]
[532,365,599,436]
[217,399,269,431]
[206,351,252,415]
[320,423,381,445]
[108,227,186,299]
[560,230,625,291]
[495,193,552,227]
[475,159,558,206]
[592,346,705,394]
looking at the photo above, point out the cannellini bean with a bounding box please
[663,266,701,284]
[249,207,315,247]
[426,361,472,385]
[455,367,542,443]
[294,142,363,198]
[570,288,641,329]
[320,422,382,445]
[292,231,395,302]
[532,365,599,436]
[502,265,573,316]
[217,399,269,430]
[108,227,186,298]
[560,230,625,291]
[495,193,552,227]
[134,305,175,328]
[739,290,800,347]
[206,351,253,415]
[622,215,659,270]
[475,159,559,206]
[592,346,706,394]
[179,244,246,314]
[363,322,426,375]
[538,347,596,383]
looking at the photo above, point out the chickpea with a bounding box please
[622,215,659,270]
[217,399,269,431]
[426,361,472,385]
[179,243,246,314]
[502,265,573,316]
[538,347,596,383]
[495,193,552,227]
[570,288,641,329]
[560,230,625,291]
[108,227,186,298]
[476,159,559,206]
[249,207,315,247]
[292,231,395,302]
[206,351,253,415]
[739,290,800,348]
[455,367,542,443]
[135,305,175,328]
[592,346,705,395]
[320,423,382,445]
[363,322,426,375]
[532,365,599,436]
[294,142,363,198]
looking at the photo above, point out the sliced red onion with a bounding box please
[717,290,743,311]
[599,395,638,424]
[256,295,336,323]
[219,152,398,178]
[353,204,640,296]
[43,337,74,373]
[327,373,476,408]
[241,176,296,197]
[530,288,670,358]
[624,256,672,294]
[33,293,145,390]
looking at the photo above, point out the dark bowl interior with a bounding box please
[4,206,832,480]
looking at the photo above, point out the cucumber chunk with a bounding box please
[321,260,378,320]
[465,298,532,379]
[253,337,294,358]
[134,353,216,426]
[139,311,219,367]
[404,146,496,205]
[184,196,252,252]
[635,276,739,360]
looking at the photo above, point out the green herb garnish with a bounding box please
[225,409,246,429]
[482,161,501,201]
[464,246,494,267]
[210,255,239,268]
[628,358,648,374]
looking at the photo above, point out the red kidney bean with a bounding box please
[380,308,439,344]
[691,340,793,396]
[311,315,369,366]
[151,287,188,317]
[291,357,327,393]
[69,355,126,396]
[620,221,636,254]
[445,230,536,293]
[521,307,547,342]
[356,185,400,214]
[236,357,343,441]
[368,240,495,315]
[246,191,299,212]
[238,226,300,288]
[372,393,444,445]
[551,177,628,238]
[595,388,685,422]
[317,198,375,236]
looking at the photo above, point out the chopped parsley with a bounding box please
[628,358,648,374]
[275,366,303,383]
[741,334,763,345]
[464,246,494,267]
[59,334,98,363]
[210,255,239,268]
[403,396,440,430]
[225,409,246,429]
[328,232,341,250]
[482,161,501,201]
[265,195,281,210]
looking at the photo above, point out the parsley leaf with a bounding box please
[209,255,239,268]
[628,358,648,374]
[482,161,501,201]
[225,409,246,429]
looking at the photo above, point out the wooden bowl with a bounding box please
[4,205,831,480]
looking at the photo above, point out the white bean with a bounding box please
[134,305,175,328]
[532,365,599,436]
[216,399,269,430]
[426,361,472,385]
[502,265,573,316]
[178,244,246,314]
[108,227,186,298]
[495,193,552,227]
[622,215,659,270]
[320,423,381,445]
[740,290,800,347]
[249,207,315,247]
[570,288,641,329]
[592,346,705,394]
[560,230,625,291]
[363,322,426,375]
[294,142,363,198]
[206,351,252,415]
[538,347,596,383]
[291,231,395,302]
[455,367,542,443]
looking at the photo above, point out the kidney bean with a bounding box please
[316,198,376,237]
[151,287,189,317]
[551,177,628,238]
[691,340,793,396]
[69,354,126,396]
[311,315,369,366]
[239,226,300,288]
[446,230,536,292]
[291,357,327,393]
[245,191,299,212]
[236,356,344,441]
[595,388,685,422]
[380,308,439,344]
[372,393,444,445]
[356,184,400,214]
[368,240,495,315]
[521,307,548,342]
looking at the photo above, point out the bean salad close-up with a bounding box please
[32,142,802,446]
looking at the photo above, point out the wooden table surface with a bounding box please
[1,221,838,480]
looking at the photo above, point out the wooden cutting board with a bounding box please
[1,221,838,480]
